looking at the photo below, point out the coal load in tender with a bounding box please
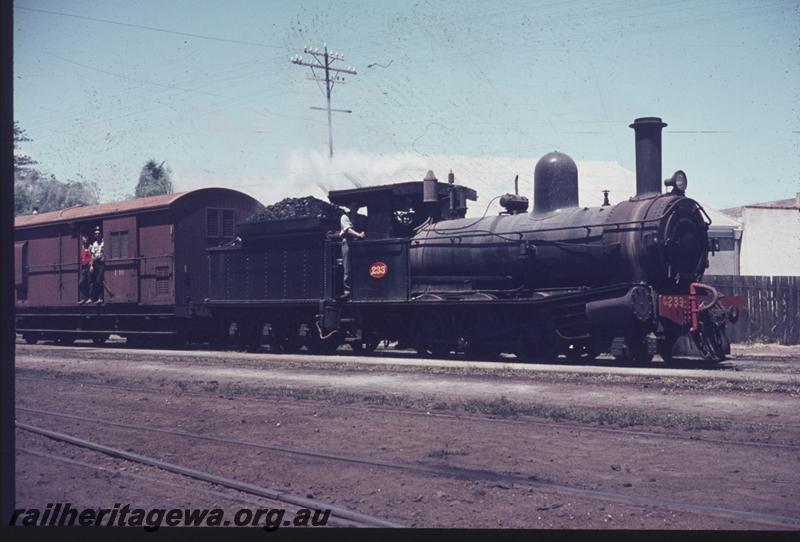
[243,196,343,223]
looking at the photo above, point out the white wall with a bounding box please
[740,207,800,276]
[706,240,739,275]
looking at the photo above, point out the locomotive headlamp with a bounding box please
[664,170,688,194]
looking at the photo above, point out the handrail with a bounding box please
[417,197,697,244]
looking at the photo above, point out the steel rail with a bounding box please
[16,375,800,436]
[16,422,405,529]
[16,409,800,528]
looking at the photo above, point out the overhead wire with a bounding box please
[15,0,796,198]
[14,5,292,51]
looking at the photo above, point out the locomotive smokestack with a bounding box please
[533,151,579,214]
[630,117,667,197]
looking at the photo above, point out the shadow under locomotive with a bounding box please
[15,335,737,372]
[206,117,743,365]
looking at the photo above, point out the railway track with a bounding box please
[16,422,404,528]
[17,375,800,444]
[18,342,800,382]
[17,407,800,528]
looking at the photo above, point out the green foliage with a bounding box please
[15,169,99,216]
[13,123,99,215]
[13,121,37,171]
[135,159,173,198]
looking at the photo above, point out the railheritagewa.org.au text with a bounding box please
[10,502,330,530]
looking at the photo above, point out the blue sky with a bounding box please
[13,0,800,209]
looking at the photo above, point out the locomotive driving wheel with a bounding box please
[657,322,681,364]
[613,333,654,365]
[692,310,730,363]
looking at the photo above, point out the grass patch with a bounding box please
[428,447,468,459]
[236,384,731,432]
[16,367,733,432]
[459,395,731,431]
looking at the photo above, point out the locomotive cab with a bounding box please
[328,180,478,302]
[328,179,477,240]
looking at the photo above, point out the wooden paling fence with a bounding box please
[702,275,800,345]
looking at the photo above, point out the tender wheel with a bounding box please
[244,322,265,353]
[351,338,379,354]
[163,334,187,349]
[92,335,109,346]
[266,323,302,353]
[23,336,37,345]
[565,342,599,362]
[280,333,304,354]
[416,344,450,358]
[126,335,145,348]
[306,323,341,354]
[56,336,75,346]
[466,345,502,361]
[307,337,341,354]
[226,320,260,352]
[516,337,558,363]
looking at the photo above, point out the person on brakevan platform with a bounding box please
[78,235,92,304]
[89,226,105,304]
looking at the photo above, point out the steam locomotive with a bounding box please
[206,117,742,363]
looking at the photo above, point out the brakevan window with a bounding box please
[109,231,129,259]
[207,208,235,238]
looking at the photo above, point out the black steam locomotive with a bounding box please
[207,117,742,363]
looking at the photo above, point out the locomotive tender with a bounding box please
[207,117,742,363]
[14,117,741,363]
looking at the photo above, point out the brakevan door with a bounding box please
[102,216,138,303]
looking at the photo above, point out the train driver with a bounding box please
[340,202,366,299]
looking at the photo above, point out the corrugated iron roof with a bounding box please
[703,205,741,230]
[15,192,187,229]
[14,188,257,229]
[721,194,799,219]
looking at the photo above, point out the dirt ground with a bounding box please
[13,342,800,530]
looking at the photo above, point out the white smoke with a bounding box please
[283,148,431,196]
[173,148,638,216]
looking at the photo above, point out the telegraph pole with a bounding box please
[291,44,357,158]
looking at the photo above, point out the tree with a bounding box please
[14,170,99,215]
[13,123,98,215]
[14,121,37,172]
[135,159,173,198]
